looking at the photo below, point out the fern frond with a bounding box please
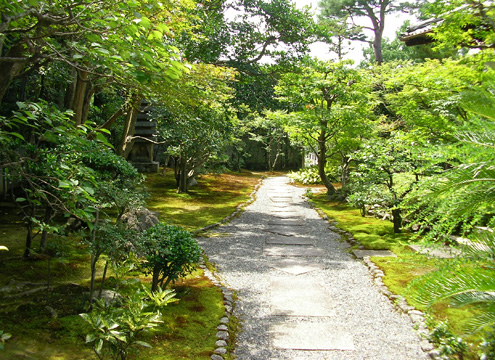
[464,308,495,334]
[412,268,495,307]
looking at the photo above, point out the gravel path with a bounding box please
[198,176,426,360]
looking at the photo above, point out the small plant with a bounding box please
[0,330,12,350]
[140,223,201,292]
[304,188,313,199]
[427,319,470,360]
[80,287,175,360]
[479,325,495,360]
[288,166,322,185]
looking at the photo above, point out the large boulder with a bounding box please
[120,207,160,232]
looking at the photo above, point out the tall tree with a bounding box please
[271,59,371,195]
[318,0,409,64]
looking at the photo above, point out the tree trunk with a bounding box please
[97,260,109,300]
[373,31,383,65]
[151,267,161,292]
[317,130,337,195]
[392,208,402,233]
[118,96,142,158]
[23,204,35,259]
[80,83,95,125]
[71,70,88,125]
[39,206,52,253]
[341,155,351,193]
[0,44,27,105]
[178,157,188,193]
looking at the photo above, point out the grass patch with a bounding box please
[146,170,261,231]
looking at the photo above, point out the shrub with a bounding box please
[140,224,201,292]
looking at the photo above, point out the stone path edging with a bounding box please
[199,264,234,360]
[309,196,439,359]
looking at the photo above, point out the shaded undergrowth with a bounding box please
[0,170,260,359]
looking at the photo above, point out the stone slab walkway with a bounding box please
[198,176,426,359]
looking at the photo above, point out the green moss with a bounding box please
[310,195,410,250]
[146,171,260,231]
[137,273,225,359]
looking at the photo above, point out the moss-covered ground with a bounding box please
[0,170,260,359]
[309,192,487,358]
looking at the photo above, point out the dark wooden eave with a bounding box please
[400,18,443,46]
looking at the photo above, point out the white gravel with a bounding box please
[198,176,427,360]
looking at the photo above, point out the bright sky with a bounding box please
[293,0,412,62]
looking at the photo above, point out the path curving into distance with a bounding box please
[198,176,426,360]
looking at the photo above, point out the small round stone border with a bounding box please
[195,176,265,359]
[199,264,234,360]
[310,202,440,359]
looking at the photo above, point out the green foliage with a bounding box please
[272,59,372,193]
[421,0,495,51]
[310,195,408,250]
[80,287,174,360]
[0,0,194,105]
[140,224,201,291]
[410,231,495,338]
[288,166,323,185]
[427,318,470,359]
[401,66,495,239]
[0,330,12,350]
[480,326,495,360]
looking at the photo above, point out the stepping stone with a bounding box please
[270,207,296,212]
[266,236,312,245]
[408,245,460,259]
[352,249,397,259]
[264,225,306,237]
[270,322,354,350]
[264,245,326,257]
[268,219,304,226]
[270,203,288,208]
[270,277,335,316]
[272,211,300,218]
[270,258,324,275]
[270,197,293,203]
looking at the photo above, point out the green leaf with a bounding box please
[134,340,152,348]
[15,197,26,203]
[95,339,103,354]
[85,333,96,343]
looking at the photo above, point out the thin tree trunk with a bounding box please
[72,70,88,125]
[39,206,52,253]
[88,211,99,305]
[178,157,188,193]
[392,208,402,233]
[151,267,161,292]
[23,204,35,259]
[119,96,142,158]
[97,260,109,300]
[317,129,337,195]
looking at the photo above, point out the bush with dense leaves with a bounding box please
[140,224,201,292]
